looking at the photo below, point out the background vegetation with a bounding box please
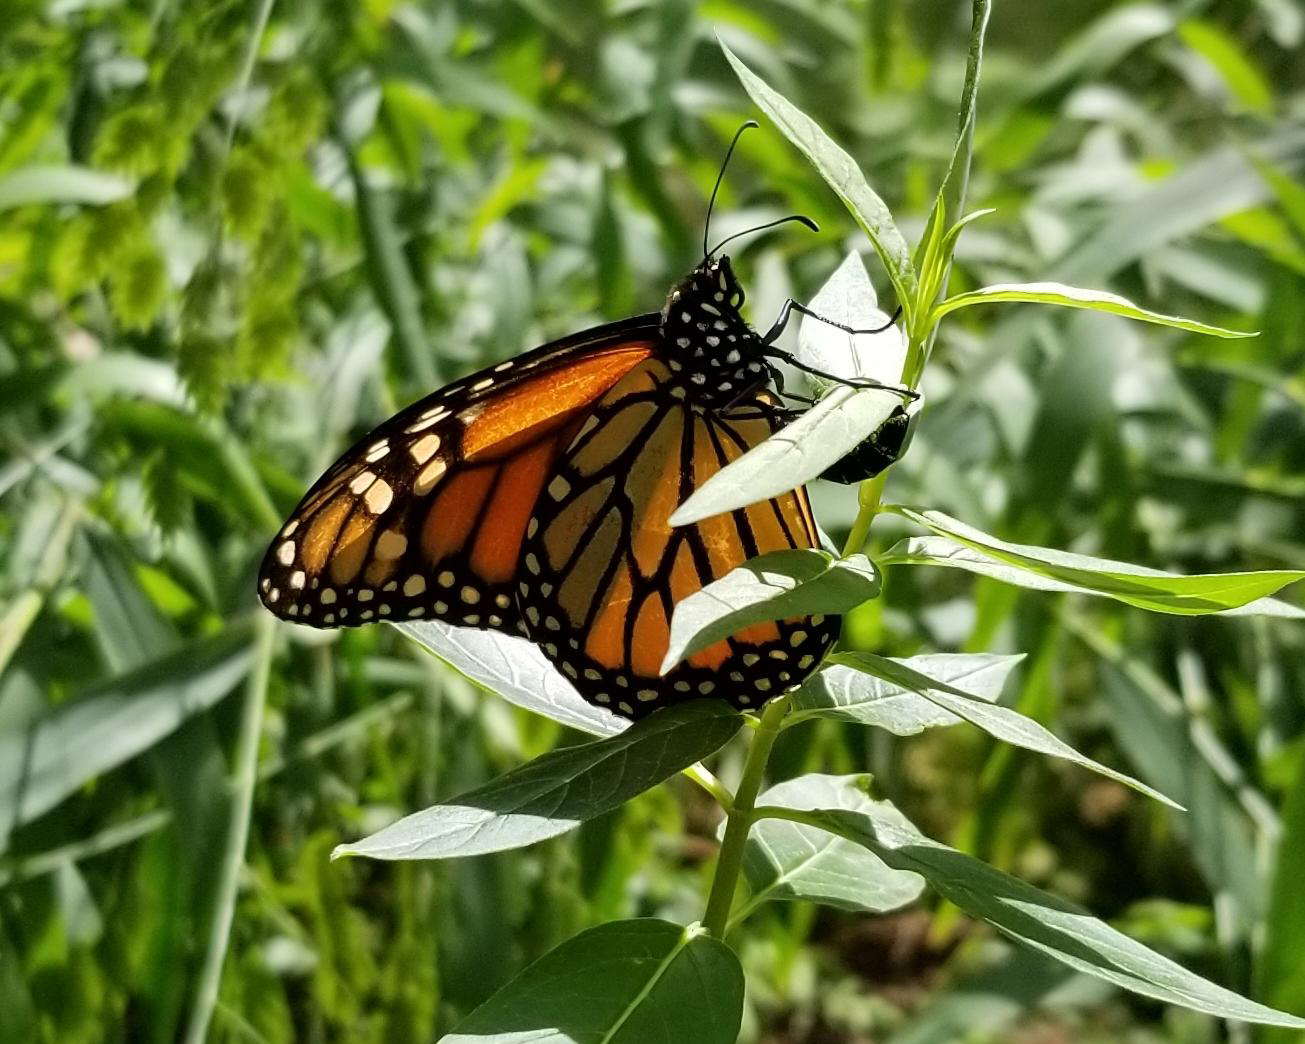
[2,0,1304,1041]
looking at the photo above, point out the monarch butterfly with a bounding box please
[258,126,911,719]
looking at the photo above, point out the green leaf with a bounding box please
[670,386,906,525]
[396,621,626,736]
[0,165,135,210]
[932,281,1255,338]
[832,652,1181,809]
[720,40,919,314]
[884,509,1305,616]
[761,780,1305,1028]
[883,536,1305,619]
[333,701,740,861]
[743,774,923,914]
[796,252,905,387]
[0,623,255,848]
[440,919,743,1044]
[1178,20,1273,115]
[790,653,1023,733]
[344,141,438,388]
[659,550,879,673]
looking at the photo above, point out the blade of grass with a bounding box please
[181,614,275,1044]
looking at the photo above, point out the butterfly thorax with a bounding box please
[660,255,768,406]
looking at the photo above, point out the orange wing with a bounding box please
[258,318,658,630]
[517,357,840,718]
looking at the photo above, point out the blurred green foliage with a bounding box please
[1,0,1304,1041]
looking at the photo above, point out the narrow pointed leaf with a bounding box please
[670,386,906,525]
[767,782,1305,1028]
[721,41,918,309]
[933,281,1255,338]
[742,774,923,913]
[796,252,905,387]
[790,653,1023,732]
[660,550,878,673]
[0,624,254,842]
[886,509,1305,616]
[0,165,134,209]
[333,701,739,861]
[833,652,1181,809]
[440,920,743,1044]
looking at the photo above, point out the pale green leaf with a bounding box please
[885,509,1305,616]
[720,40,918,310]
[396,620,627,736]
[769,783,1305,1028]
[670,386,906,525]
[0,166,134,210]
[660,550,878,673]
[933,281,1255,338]
[742,774,923,914]
[790,653,1023,732]
[796,252,906,387]
[832,652,1181,809]
[333,701,739,861]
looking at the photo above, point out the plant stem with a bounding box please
[947,0,990,222]
[702,695,791,937]
[182,615,275,1044]
[841,471,890,557]
[917,0,990,374]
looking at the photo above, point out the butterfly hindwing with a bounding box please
[517,358,840,717]
[258,320,658,629]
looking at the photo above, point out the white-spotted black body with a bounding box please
[660,255,769,407]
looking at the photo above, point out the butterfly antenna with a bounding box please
[704,120,759,259]
[709,213,819,257]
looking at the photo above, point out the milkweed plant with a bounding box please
[331,8,1305,1041]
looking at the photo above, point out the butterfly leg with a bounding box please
[759,300,915,400]
[760,298,902,344]
[762,346,919,401]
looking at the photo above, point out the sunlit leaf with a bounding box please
[832,652,1181,808]
[660,550,878,673]
[670,386,906,525]
[933,281,1255,337]
[885,509,1305,616]
[796,252,905,387]
[742,774,924,914]
[396,621,626,737]
[720,41,918,312]
[334,701,739,861]
[790,653,1023,733]
[0,166,135,210]
[771,781,1305,1027]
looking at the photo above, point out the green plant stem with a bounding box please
[841,471,890,557]
[912,0,990,383]
[223,0,277,155]
[182,615,275,1044]
[683,763,736,814]
[702,695,791,937]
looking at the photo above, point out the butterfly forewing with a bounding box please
[517,358,839,718]
[258,320,658,629]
